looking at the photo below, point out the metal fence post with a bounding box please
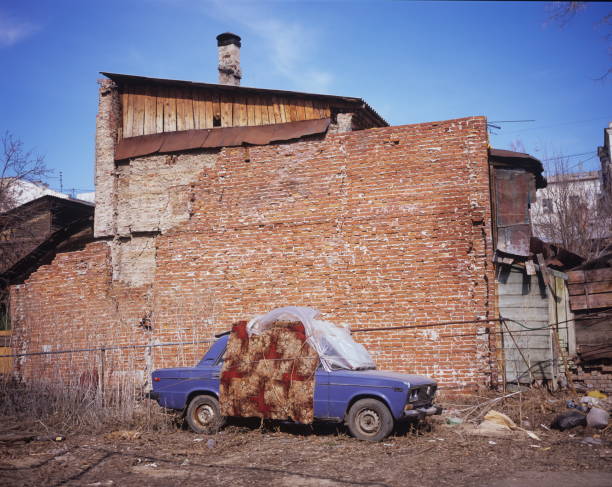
[100,347,106,400]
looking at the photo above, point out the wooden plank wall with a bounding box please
[498,266,553,382]
[567,268,612,311]
[121,84,332,139]
[498,266,574,384]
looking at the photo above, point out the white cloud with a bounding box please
[209,1,333,92]
[0,11,37,48]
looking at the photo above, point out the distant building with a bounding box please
[0,179,69,211]
[598,122,612,197]
[0,195,94,277]
[75,191,95,204]
[530,170,607,257]
[0,195,94,342]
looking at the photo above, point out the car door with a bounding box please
[313,367,330,419]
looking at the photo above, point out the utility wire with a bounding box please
[498,116,609,135]
[1,310,606,358]
[540,151,596,162]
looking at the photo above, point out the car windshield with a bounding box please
[248,306,377,372]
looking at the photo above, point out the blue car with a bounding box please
[149,333,441,441]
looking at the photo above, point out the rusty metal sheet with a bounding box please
[495,168,535,256]
[203,126,245,148]
[158,129,210,153]
[114,118,331,161]
[114,133,163,160]
[496,224,532,256]
[495,169,533,227]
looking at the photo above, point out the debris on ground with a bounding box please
[446,417,463,426]
[462,410,541,440]
[104,430,142,441]
[587,408,610,430]
[587,390,608,400]
[581,436,604,446]
[1,385,611,487]
[0,433,65,444]
[566,399,588,412]
[551,410,587,431]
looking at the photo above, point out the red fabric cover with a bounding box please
[219,320,318,423]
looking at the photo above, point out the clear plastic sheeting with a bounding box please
[246,306,376,372]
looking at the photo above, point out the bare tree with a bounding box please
[547,2,586,27]
[0,133,50,330]
[0,132,50,212]
[532,154,612,260]
[0,131,50,274]
[547,2,612,79]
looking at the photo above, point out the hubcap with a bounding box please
[357,408,381,435]
[196,405,215,426]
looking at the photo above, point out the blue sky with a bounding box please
[0,0,610,194]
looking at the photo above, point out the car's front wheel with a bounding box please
[185,395,225,434]
[346,398,394,441]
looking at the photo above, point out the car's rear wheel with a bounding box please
[186,395,225,434]
[347,398,394,441]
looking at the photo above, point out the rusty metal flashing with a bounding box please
[489,148,546,189]
[115,118,331,161]
[101,72,388,127]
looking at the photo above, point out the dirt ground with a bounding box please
[1,409,611,487]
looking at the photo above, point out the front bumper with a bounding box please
[401,405,443,420]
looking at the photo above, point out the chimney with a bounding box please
[216,32,242,86]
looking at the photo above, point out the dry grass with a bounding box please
[0,375,175,435]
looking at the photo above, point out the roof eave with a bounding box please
[100,72,388,127]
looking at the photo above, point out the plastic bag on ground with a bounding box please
[586,407,609,429]
[484,410,517,429]
[550,410,587,431]
[246,306,376,372]
[483,410,541,440]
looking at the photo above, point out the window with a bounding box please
[542,198,553,213]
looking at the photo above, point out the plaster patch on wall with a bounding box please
[116,150,217,235]
[110,236,156,286]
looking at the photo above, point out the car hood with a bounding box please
[329,369,436,387]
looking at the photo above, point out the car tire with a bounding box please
[185,395,225,434]
[347,398,394,442]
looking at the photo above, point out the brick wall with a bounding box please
[10,116,497,392]
[574,363,612,394]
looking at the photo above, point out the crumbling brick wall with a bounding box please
[10,116,497,392]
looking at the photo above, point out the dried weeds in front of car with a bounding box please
[0,373,174,435]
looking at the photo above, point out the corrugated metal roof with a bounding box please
[101,72,388,127]
[115,118,331,160]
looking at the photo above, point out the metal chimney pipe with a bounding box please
[216,32,242,86]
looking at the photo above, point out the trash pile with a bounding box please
[441,389,610,446]
[551,390,610,432]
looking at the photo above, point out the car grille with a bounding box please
[408,385,437,403]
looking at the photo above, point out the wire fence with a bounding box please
[0,310,605,430]
[1,310,603,360]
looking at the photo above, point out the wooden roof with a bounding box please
[102,72,388,140]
